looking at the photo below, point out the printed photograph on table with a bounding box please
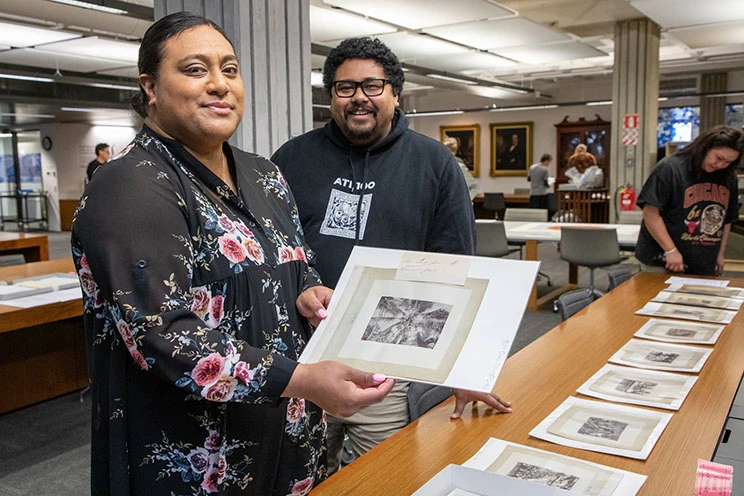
[577,364,698,410]
[299,246,539,392]
[635,301,736,324]
[463,438,647,496]
[634,318,725,345]
[440,124,480,178]
[650,290,743,311]
[665,283,744,299]
[608,339,713,373]
[490,122,533,177]
[529,397,672,460]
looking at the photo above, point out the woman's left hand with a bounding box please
[296,286,333,328]
[450,389,512,419]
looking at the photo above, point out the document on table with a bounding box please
[650,290,743,311]
[0,287,83,308]
[608,339,713,373]
[635,302,736,324]
[664,276,729,287]
[299,246,539,393]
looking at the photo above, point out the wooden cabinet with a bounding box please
[555,115,611,187]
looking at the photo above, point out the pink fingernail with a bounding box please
[317,309,327,319]
[373,373,387,383]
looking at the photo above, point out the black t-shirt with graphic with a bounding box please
[635,154,739,275]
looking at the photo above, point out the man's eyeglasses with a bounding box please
[332,79,390,98]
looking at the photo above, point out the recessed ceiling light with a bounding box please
[406,110,465,117]
[0,112,55,118]
[61,107,96,112]
[0,73,54,83]
[49,0,127,15]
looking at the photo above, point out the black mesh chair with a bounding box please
[556,288,594,321]
[560,227,621,299]
[606,265,636,291]
[482,192,506,220]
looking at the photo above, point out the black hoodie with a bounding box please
[272,108,476,288]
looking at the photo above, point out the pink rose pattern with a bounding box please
[71,145,325,494]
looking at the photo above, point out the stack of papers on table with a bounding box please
[14,273,79,291]
[0,284,52,301]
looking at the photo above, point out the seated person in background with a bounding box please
[635,125,744,276]
[527,153,552,209]
[443,136,478,200]
[567,143,596,174]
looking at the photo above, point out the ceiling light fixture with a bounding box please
[0,73,54,83]
[586,100,612,106]
[406,110,466,117]
[61,107,96,112]
[425,73,478,85]
[0,112,55,118]
[49,0,128,15]
[89,82,138,91]
[490,105,558,112]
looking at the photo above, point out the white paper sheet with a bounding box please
[413,464,567,496]
[299,246,539,393]
[0,287,83,308]
[576,364,698,410]
[635,302,736,324]
[634,318,725,345]
[529,397,672,460]
[463,438,646,495]
[608,339,713,373]
[665,283,744,299]
[663,276,729,287]
[650,290,743,310]
[0,284,52,301]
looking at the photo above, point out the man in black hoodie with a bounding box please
[272,37,511,474]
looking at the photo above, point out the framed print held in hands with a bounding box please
[441,124,481,178]
[490,122,533,177]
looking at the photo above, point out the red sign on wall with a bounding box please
[622,113,640,145]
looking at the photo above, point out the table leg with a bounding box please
[525,240,539,311]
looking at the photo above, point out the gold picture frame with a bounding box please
[490,122,533,177]
[440,124,480,178]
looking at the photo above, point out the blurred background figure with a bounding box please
[527,153,552,209]
[443,136,478,200]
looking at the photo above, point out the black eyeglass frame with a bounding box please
[331,78,391,98]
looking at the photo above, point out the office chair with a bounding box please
[606,264,637,291]
[559,227,621,299]
[482,192,506,220]
[408,383,453,421]
[503,208,552,285]
[556,288,594,321]
[475,220,520,258]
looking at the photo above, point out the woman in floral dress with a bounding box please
[72,12,392,495]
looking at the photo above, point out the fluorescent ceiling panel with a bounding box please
[0,21,80,48]
[669,22,744,49]
[96,66,139,78]
[0,47,129,72]
[415,51,516,72]
[631,0,744,28]
[36,36,139,64]
[321,0,513,29]
[310,6,395,43]
[426,18,568,50]
[374,32,468,61]
[495,41,607,65]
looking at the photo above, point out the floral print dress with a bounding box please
[72,126,326,495]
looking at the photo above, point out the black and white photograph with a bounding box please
[361,296,451,349]
[636,301,736,324]
[634,318,725,345]
[578,364,698,410]
[609,339,713,373]
[464,438,647,496]
[651,290,743,311]
[507,462,579,490]
[530,397,673,460]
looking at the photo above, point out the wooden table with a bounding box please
[502,221,640,311]
[0,258,87,413]
[312,272,744,495]
[0,232,49,262]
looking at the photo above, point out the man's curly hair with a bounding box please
[323,37,405,97]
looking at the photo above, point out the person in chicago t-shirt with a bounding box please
[635,125,744,275]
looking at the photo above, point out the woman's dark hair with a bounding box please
[678,125,744,181]
[322,37,405,97]
[132,12,233,118]
[540,153,552,163]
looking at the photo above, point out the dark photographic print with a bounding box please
[646,352,679,364]
[361,296,451,349]
[507,462,579,490]
[578,417,628,441]
[666,328,696,337]
[615,379,657,396]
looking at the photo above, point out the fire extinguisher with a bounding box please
[619,184,636,211]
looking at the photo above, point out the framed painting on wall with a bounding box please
[440,124,480,178]
[490,122,533,177]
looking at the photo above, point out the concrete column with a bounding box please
[610,18,660,221]
[154,0,312,157]
[700,72,728,132]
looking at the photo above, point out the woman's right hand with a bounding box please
[282,361,394,417]
[664,249,685,272]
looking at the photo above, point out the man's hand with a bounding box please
[283,361,395,418]
[451,389,512,419]
[296,286,333,328]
